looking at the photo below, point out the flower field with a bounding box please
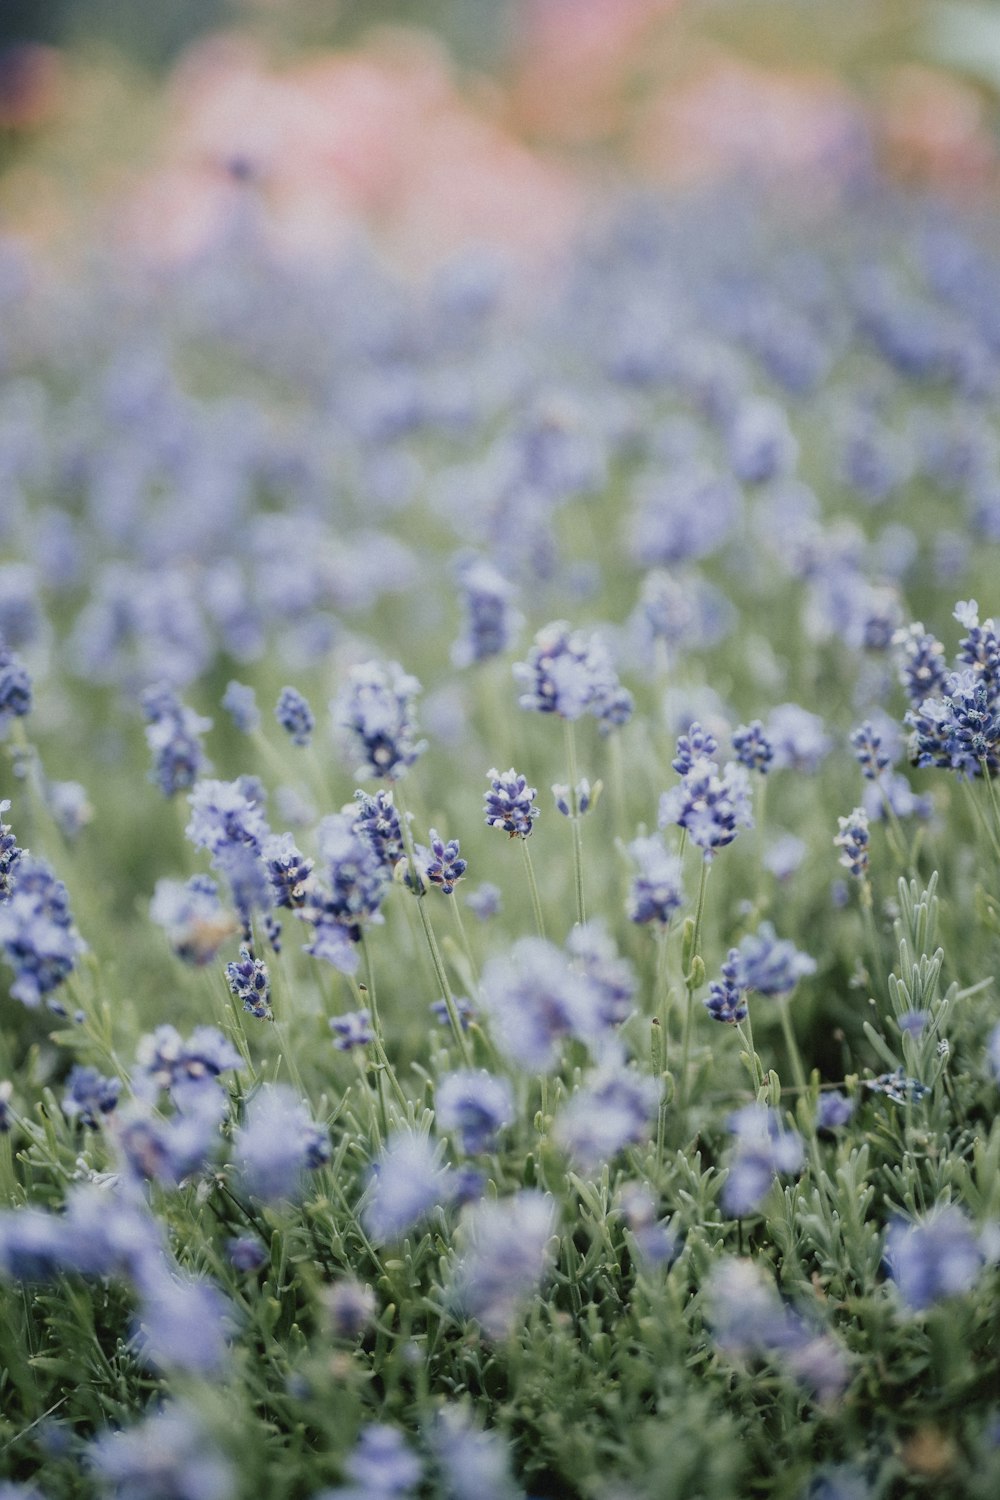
[2,159,1000,1500]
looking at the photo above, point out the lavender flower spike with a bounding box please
[333,659,426,782]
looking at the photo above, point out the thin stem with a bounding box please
[678,858,711,1109]
[981,759,1000,862]
[563,718,586,928]
[962,774,1000,866]
[777,995,807,1094]
[520,836,547,941]
[736,1015,765,1096]
[860,877,886,1002]
[394,786,473,1067]
[359,935,409,1112]
[449,892,478,986]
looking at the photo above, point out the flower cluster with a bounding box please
[333,660,426,782]
[513,621,632,729]
[484,768,538,838]
[659,755,753,861]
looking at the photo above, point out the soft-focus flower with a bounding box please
[233,1084,329,1204]
[734,921,816,996]
[436,1071,514,1156]
[450,1191,556,1338]
[626,834,684,926]
[88,1403,235,1500]
[333,660,426,782]
[362,1130,450,1244]
[885,1206,987,1310]
[274,685,314,747]
[723,1104,804,1216]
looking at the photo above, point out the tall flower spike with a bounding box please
[333,660,426,782]
[484,768,538,838]
[625,834,684,927]
[513,620,632,727]
[834,809,869,878]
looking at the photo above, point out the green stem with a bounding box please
[359,935,409,1112]
[736,1015,765,1096]
[778,994,807,1094]
[449,892,478,985]
[520,836,547,941]
[393,787,474,1067]
[962,774,1000,866]
[564,718,586,927]
[678,858,711,1109]
[981,759,1000,863]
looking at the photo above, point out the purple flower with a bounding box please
[449,1191,556,1338]
[333,659,426,782]
[0,647,32,737]
[723,1104,804,1216]
[479,937,613,1073]
[908,671,1000,776]
[553,1066,660,1171]
[625,834,684,926]
[362,1130,451,1244]
[132,1269,233,1376]
[727,397,798,484]
[344,1425,421,1497]
[116,1101,222,1188]
[134,1024,243,1100]
[234,1084,329,1204]
[436,1070,514,1155]
[513,621,631,727]
[0,799,23,898]
[225,945,272,1020]
[765,704,832,773]
[221,680,260,733]
[885,1206,987,1310]
[330,1009,374,1050]
[484,768,538,838]
[834,809,870,879]
[352,789,406,868]
[672,721,718,774]
[325,1278,376,1339]
[465,882,501,920]
[430,995,475,1030]
[150,876,236,966]
[419,830,467,895]
[708,1258,849,1402]
[88,1403,235,1500]
[705,949,748,1024]
[0,855,85,1007]
[732,720,774,774]
[892,622,949,707]
[227,1235,267,1273]
[141,684,212,798]
[429,1407,520,1500]
[62,1066,120,1129]
[261,832,314,910]
[659,756,753,861]
[45,780,92,839]
[186,778,269,859]
[849,721,891,780]
[566,920,637,1026]
[451,553,522,667]
[763,833,806,880]
[301,813,389,953]
[734,921,816,996]
[816,1091,854,1132]
[274,685,314,747]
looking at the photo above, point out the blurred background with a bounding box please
[3,0,1000,269]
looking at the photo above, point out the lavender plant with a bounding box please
[3,177,1000,1500]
